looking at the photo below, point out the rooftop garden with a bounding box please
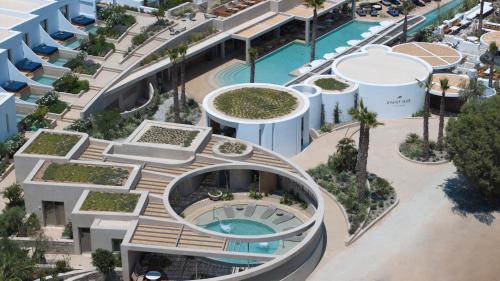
[81,191,139,212]
[214,88,298,119]
[24,132,80,156]
[97,5,136,39]
[314,78,350,91]
[218,141,247,154]
[80,33,115,57]
[64,52,101,75]
[137,126,199,147]
[36,91,68,114]
[54,73,90,94]
[41,163,129,186]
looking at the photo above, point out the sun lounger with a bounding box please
[260,205,277,219]
[370,9,379,17]
[50,31,74,41]
[272,213,295,225]
[15,59,42,72]
[223,203,235,218]
[356,8,367,16]
[1,81,28,93]
[244,202,256,217]
[33,44,58,56]
[72,15,95,26]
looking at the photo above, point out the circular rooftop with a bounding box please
[332,45,432,86]
[203,83,309,123]
[392,42,462,70]
[430,73,469,97]
[480,31,500,47]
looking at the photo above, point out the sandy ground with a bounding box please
[291,117,500,281]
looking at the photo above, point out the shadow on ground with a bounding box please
[442,175,500,225]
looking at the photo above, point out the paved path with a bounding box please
[290,118,500,281]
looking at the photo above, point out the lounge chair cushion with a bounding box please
[15,59,42,72]
[33,44,58,56]
[50,31,74,41]
[72,15,95,26]
[1,80,28,92]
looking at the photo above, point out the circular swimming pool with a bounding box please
[202,219,280,256]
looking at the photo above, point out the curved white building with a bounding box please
[332,44,433,119]
[304,75,358,123]
[288,84,322,129]
[203,83,310,157]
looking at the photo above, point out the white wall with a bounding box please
[0,93,18,142]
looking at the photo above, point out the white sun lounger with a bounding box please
[244,202,257,217]
[260,205,277,219]
[224,203,235,218]
[272,213,295,225]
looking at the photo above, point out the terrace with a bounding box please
[36,162,130,186]
[210,0,265,17]
[80,191,140,212]
[23,132,81,156]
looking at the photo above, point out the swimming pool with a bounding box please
[409,0,464,35]
[20,94,42,104]
[33,75,59,86]
[64,38,81,49]
[85,25,98,34]
[215,21,379,86]
[49,57,69,67]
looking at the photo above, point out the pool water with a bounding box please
[49,57,69,67]
[20,94,41,104]
[202,219,280,255]
[409,0,464,35]
[85,25,98,34]
[64,38,81,49]
[33,75,59,86]
[215,21,378,86]
[16,113,27,122]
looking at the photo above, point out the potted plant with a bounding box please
[208,190,222,201]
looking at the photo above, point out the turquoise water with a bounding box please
[65,38,81,49]
[202,219,279,265]
[216,21,379,86]
[20,94,41,104]
[85,25,98,34]
[16,113,27,122]
[409,0,464,35]
[33,75,58,86]
[49,57,69,67]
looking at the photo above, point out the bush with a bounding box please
[0,133,26,158]
[314,78,349,91]
[446,95,500,197]
[53,74,89,94]
[92,249,116,277]
[37,92,67,114]
[328,137,357,172]
[62,222,73,239]
[64,52,101,75]
[132,32,149,47]
[80,34,115,57]
[3,183,24,208]
[249,187,263,200]
[18,106,50,132]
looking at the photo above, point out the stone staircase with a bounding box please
[77,144,106,161]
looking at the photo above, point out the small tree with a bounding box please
[177,44,188,107]
[487,42,497,87]
[328,137,357,172]
[92,249,116,281]
[152,7,165,22]
[3,183,24,208]
[400,0,415,43]
[446,95,500,198]
[248,48,258,83]
[416,74,433,160]
[459,77,485,103]
[304,0,325,62]
[333,102,342,124]
[438,78,449,151]
[166,48,181,122]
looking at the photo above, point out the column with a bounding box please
[245,39,251,63]
[305,20,310,44]
[221,41,226,59]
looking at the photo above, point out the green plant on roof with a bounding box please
[219,142,247,154]
[24,133,80,156]
[81,191,139,212]
[314,78,349,91]
[42,163,129,186]
[214,88,297,119]
[137,126,199,147]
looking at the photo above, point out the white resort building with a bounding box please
[15,120,325,281]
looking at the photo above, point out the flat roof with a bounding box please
[284,1,336,18]
[0,30,18,42]
[431,73,468,97]
[392,42,462,70]
[480,31,500,47]
[236,14,292,39]
[0,0,50,12]
[333,45,431,85]
[0,13,29,28]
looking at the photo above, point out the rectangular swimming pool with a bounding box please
[215,21,379,86]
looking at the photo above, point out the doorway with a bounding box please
[42,201,65,226]
[79,228,92,253]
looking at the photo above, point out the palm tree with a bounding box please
[416,74,433,160]
[437,78,449,151]
[478,0,485,37]
[177,44,188,107]
[248,48,258,83]
[487,42,497,87]
[459,77,485,103]
[166,48,181,123]
[400,0,415,43]
[349,99,383,200]
[304,0,325,62]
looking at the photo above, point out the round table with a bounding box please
[145,271,161,281]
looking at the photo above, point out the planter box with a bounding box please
[108,22,138,44]
[47,106,70,120]
[56,89,87,99]
[87,48,114,62]
[0,160,14,181]
[77,64,104,79]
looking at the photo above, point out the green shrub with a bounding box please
[132,33,149,47]
[62,222,73,239]
[48,100,68,114]
[3,183,24,208]
[249,188,263,200]
[92,249,116,277]
[53,74,89,94]
[328,137,357,172]
[314,78,349,91]
[37,91,68,114]
[80,33,115,57]
[0,133,26,158]
[42,163,129,186]
[24,132,80,156]
[63,52,101,75]
[18,106,50,132]
[81,192,139,212]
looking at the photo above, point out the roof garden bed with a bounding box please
[137,126,199,147]
[218,141,247,154]
[314,78,350,91]
[39,163,129,186]
[24,132,81,156]
[81,191,139,212]
[214,88,298,119]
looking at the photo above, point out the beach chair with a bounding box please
[356,8,367,16]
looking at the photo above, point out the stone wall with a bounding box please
[10,237,75,254]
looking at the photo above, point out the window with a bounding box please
[111,239,123,253]
[7,49,12,62]
[60,5,69,19]
[23,33,29,45]
[41,19,48,32]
